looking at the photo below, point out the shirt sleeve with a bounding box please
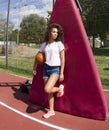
[58,41,64,52]
[39,42,46,53]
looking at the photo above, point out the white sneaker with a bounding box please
[57,84,64,97]
[43,111,55,118]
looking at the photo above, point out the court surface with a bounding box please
[0,71,109,130]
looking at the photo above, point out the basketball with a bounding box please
[36,52,45,64]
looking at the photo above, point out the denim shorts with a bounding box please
[43,64,60,78]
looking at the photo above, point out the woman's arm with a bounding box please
[33,42,45,75]
[59,50,65,82]
[33,54,38,75]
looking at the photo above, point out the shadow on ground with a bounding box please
[11,86,47,114]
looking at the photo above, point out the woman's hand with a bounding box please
[59,73,64,82]
[33,69,37,76]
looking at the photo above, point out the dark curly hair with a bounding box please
[44,23,64,43]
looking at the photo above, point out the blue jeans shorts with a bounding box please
[43,64,60,78]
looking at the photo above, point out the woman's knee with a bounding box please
[44,86,52,94]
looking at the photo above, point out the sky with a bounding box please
[0,0,54,29]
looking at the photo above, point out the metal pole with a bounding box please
[53,0,55,9]
[17,30,19,46]
[5,0,10,69]
[75,0,82,13]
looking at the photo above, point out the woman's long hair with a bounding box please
[44,23,64,43]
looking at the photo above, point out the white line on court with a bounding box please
[104,90,109,92]
[0,101,70,130]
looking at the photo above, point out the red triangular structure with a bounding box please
[29,0,108,120]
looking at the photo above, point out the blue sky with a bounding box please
[0,0,54,29]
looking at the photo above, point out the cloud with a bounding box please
[18,0,53,17]
[9,0,53,29]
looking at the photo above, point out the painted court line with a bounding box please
[104,90,109,92]
[0,101,70,130]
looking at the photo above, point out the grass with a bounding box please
[93,47,109,89]
[0,56,34,78]
[0,47,109,89]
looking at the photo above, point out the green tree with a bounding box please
[0,19,14,41]
[19,14,47,44]
[80,0,109,47]
[46,11,52,23]
[8,29,18,41]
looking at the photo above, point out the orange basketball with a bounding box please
[36,52,45,64]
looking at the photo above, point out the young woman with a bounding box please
[33,23,65,118]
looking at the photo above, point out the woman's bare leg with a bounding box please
[44,75,61,93]
[44,74,60,111]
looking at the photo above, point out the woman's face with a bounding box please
[50,28,58,40]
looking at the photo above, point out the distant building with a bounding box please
[0,41,16,47]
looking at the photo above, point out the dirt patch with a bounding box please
[12,46,38,56]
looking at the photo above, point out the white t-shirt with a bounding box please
[39,41,64,66]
